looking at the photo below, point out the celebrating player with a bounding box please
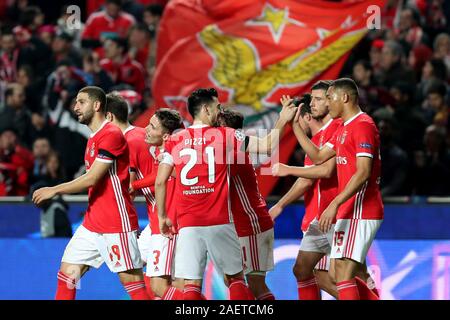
[32,86,150,300]
[155,87,296,300]
[271,81,341,299]
[106,94,185,300]
[217,109,275,300]
[277,78,383,300]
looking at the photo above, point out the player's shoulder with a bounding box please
[100,122,125,140]
[354,113,377,129]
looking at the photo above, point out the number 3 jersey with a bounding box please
[161,125,247,229]
[325,112,384,220]
[83,121,139,233]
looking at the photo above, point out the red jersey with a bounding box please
[123,126,156,218]
[230,153,273,237]
[325,112,384,220]
[316,119,341,218]
[302,133,320,232]
[81,11,135,41]
[100,56,146,94]
[162,125,246,229]
[82,121,139,233]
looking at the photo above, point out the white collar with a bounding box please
[318,118,333,132]
[344,111,364,126]
[90,120,109,138]
[123,125,135,135]
[189,124,209,128]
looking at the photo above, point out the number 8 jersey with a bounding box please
[161,124,247,229]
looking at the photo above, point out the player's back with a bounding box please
[164,125,245,229]
[83,122,139,233]
[230,153,273,237]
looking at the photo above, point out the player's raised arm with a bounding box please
[246,95,297,155]
[291,107,335,164]
[32,159,111,205]
[272,157,336,179]
[269,177,314,220]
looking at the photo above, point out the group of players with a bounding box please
[32,77,383,301]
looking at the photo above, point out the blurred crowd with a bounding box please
[278,0,450,197]
[0,0,449,197]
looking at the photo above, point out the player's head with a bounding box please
[310,80,332,120]
[187,87,221,126]
[297,94,315,136]
[105,93,129,125]
[74,86,106,125]
[145,108,183,145]
[326,78,359,119]
[217,109,244,130]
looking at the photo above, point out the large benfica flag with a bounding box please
[136,0,385,196]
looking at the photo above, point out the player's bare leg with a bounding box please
[56,263,90,300]
[246,272,274,300]
[334,258,377,300]
[118,268,151,300]
[314,270,338,298]
[293,250,324,300]
[150,276,184,300]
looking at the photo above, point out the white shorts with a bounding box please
[330,219,382,263]
[175,223,243,279]
[137,224,152,264]
[147,234,177,277]
[239,228,274,274]
[299,218,334,254]
[314,255,331,271]
[62,225,143,273]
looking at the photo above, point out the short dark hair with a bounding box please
[311,80,332,92]
[187,88,218,118]
[218,109,244,129]
[108,37,128,52]
[354,59,372,71]
[79,86,106,112]
[106,0,122,6]
[145,4,164,16]
[299,93,312,117]
[427,81,447,97]
[330,78,359,101]
[106,93,129,123]
[19,6,42,28]
[155,108,183,134]
[428,58,447,81]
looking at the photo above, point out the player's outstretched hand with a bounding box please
[272,163,289,177]
[279,95,297,123]
[268,204,283,221]
[319,201,338,233]
[159,217,174,239]
[32,187,57,206]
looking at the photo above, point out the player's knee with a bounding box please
[292,263,312,281]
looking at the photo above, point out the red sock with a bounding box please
[246,287,255,300]
[162,286,184,300]
[297,276,321,300]
[55,271,76,300]
[229,278,250,300]
[183,284,203,300]
[337,279,360,300]
[143,274,155,300]
[124,281,151,300]
[257,292,275,300]
[201,294,207,300]
[355,277,379,300]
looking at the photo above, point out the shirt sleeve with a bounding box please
[354,122,378,158]
[96,130,127,163]
[159,140,174,166]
